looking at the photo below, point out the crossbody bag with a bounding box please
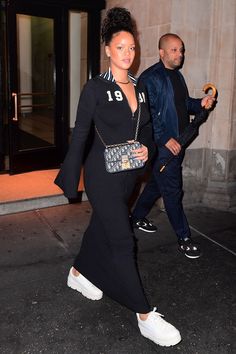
[95,102,145,173]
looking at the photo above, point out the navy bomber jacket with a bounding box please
[139,60,202,147]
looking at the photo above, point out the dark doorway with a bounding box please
[1,0,105,174]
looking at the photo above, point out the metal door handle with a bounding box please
[12,92,18,121]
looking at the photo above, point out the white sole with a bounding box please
[140,330,181,347]
[184,253,201,259]
[138,227,157,233]
[179,248,202,259]
[67,276,103,301]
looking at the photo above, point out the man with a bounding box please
[131,33,215,259]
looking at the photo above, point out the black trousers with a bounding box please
[74,156,151,314]
[133,147,191,240]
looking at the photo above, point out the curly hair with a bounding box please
[101,7,134,45]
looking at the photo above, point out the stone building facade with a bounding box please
[101,0,236,210]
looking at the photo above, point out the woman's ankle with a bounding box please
[138,313,149,321]
[72,267,80,277]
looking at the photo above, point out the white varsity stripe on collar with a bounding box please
[100,67,137,86]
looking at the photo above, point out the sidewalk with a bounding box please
[0,169,86,215]
[0,202,235,354]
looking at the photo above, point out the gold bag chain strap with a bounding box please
[95,101,141,148]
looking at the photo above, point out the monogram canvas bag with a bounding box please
[95,103,145,173]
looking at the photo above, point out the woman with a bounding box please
[55,7,181,347]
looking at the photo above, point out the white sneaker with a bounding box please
[137,307,181,347]
[67,267,103,300]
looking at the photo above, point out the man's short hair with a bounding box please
[158,33,182,49]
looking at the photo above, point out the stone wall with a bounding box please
[102,0,236,210]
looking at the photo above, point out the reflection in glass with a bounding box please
[69,11,87,129]
[16,15,54,150]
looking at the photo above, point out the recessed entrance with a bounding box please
[0,0,105,175]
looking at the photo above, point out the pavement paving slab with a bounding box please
[0,202,235,354]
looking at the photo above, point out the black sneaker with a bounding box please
[133,218,157,233]
[178,238,202,259]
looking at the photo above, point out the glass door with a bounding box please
[7,3,66,174]
[14,15,54,149]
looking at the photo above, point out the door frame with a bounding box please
[0,0,105,174]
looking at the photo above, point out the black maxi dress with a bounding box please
[55,71,154,313]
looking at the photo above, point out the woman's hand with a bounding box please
[133,144,148,162]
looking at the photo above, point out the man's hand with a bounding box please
[201,95,215,109]
[165,138,181,155]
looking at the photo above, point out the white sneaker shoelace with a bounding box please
[148,307,174,330]
[137,307,181,347]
